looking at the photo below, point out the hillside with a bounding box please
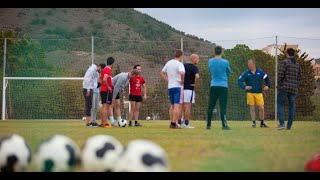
[0,8,215,77]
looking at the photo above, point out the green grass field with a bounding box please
[0,120,319,172]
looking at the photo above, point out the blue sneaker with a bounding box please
[90,122,99,127]
[135,122,142,127]
[222,126,231,130]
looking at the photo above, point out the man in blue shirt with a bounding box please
[207,46,231,130]
[238,60,271,128]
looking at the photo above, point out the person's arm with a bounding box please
[83,68,94,96]
[160,71,168,82]
[179,63,185,86]
[238,71,247,90]
[194,73,200,90]
[142,83,147,100]
[103,74,111,92]
[278,60,286,85]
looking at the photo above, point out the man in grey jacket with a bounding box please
[82,63,104,127]
[109,69,139,126]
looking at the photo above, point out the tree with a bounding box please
[278,44,316,119]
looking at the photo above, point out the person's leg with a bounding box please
[247,93,256,127]
[249,105,256,127]
[206,87,218,129]
[129,101,136,126]
[169,88,182,128]
[91,92,99,123]
[100,92,107,126]
[178,103,184,126]
[254,93,267,127]
[287,93,296,129]
[114,99,122,122]
[134,102,142,126]
[83,89,93,125]
[277,90,287,129]
[219,87,229,129]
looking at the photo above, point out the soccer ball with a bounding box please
[0,134,31,172]
[82,117,86,121]
[81,134,124,172]
[146,116,151,120]
[114,139,170,172]
[118,119,127,127]
[35,134,81,172]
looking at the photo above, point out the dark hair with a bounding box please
[133,64,141,69]
[106,57,115,65]
[99,63,106,69]
[215,46,223,55]
[287,48,295,57]
[175,49,183,58]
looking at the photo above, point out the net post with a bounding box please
[2,38,7,120]
[92,36,94,64]
[275,35,278,121]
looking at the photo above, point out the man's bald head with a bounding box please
[190,54,200,65]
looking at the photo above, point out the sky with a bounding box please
[135,8,320,59]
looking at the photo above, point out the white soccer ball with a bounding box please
[114,139,170,172]
[81,135,124,172]
[35,134,81,172]
[146,116,151,120]
[118,119,127,127]
[82,117,86,121]
[0,134,31,172]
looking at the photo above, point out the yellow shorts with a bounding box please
[247,93,264,106]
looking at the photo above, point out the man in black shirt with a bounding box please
[178,54,200,128]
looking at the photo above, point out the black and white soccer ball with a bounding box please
[34,134,81,172]
[118,119,127,127]
[0,134,31,172]
[114,139,170,172]
[81,134,124,172]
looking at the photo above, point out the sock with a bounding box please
[185,120,189,125]
[170,122,176,126]
[109,116,115,123]
[178,119,182,125]
[129,121,132,124]
[252,120,256,124]
[260,120,264,125]
[117,116,122,121]
[135,121,138,124]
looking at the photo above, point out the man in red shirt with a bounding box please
[128,65,147,127]
[99,57,115,128]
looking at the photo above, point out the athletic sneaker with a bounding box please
[275,124,285,130]
[252,123,256,128]
[206,126,211,130]
[90,122,99,127]
[222,126,231,130]
[100,124,113,128]
[170,125,181,129]
[128,123,133,127]
[184,125,195,129]
[177,123,182,128]
[111,122,118,127]
[260,123,269,128]
[86,123,91,127]
[135,122,142,127]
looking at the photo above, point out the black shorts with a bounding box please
[101,91,113,105]
[129,95,142,102]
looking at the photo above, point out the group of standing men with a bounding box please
[161,46,300,130]
[82,57,147,128]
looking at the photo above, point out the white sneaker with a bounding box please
[177,123,182,128]
[184,125,195,129]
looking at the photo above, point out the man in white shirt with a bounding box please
[82,63,104,127]
[160,49,185,129]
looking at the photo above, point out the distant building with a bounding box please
[315,58,320,65]
[261,44,299,56]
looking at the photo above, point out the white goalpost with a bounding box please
[2,77,83,120]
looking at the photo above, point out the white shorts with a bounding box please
[183,89,195,103]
